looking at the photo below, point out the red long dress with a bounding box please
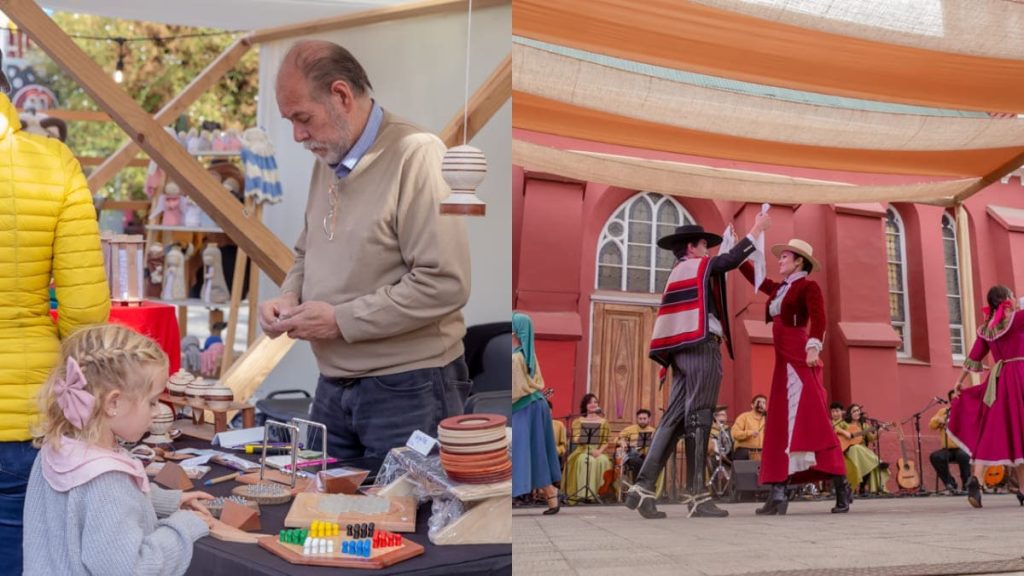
[741,264,846,484]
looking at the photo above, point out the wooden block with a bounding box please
[154,461,193,490]
[429,496,511,545]
[208,518,267,544]
[284,493,417,533]
[258,534,424,569]
[221,500,261,532]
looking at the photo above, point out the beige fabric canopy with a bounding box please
[512,139,978,206]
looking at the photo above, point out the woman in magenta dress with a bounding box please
[740,239,850,515]
[948,284,1024,508]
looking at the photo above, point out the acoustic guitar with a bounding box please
[984,465,1006,488]
[599,437,627,499]
[838,421,891,452]
[894,425,920,490]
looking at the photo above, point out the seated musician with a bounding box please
[731,395,766,460]
[563,393,613,503]
[618,408,657,480]
[708,406,730,457]
[929,390,970,494]
[835,403,889,495]
[549,399,568,467]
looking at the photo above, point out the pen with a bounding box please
[203,472,240,486]
[245,445,292,455]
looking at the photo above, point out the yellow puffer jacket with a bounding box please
[0,94,110,441]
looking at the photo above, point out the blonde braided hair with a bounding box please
[34,325,168,448]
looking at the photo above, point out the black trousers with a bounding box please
[930,447,971,489]
[635,340,722,495]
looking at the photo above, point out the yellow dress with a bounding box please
[835,420,888,492]
[563,417,612,502]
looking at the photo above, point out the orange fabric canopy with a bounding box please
[513,0,1024,113]
[513,92,1024,178]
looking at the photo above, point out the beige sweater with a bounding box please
[281,112,470,377]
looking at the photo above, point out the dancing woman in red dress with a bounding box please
[740,239,851,515]
[948,285,1024,508]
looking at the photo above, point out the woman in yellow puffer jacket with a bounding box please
[0,65,110,574]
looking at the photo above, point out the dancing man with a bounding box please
[625,213,770,519]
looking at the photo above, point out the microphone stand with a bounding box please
[902,398,941,496]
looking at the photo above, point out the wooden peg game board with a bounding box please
[284,493,417,533]
[257,534,424,569]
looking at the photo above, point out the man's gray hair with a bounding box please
[284,40,372,99]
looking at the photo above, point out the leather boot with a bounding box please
[623,483,666,519]
[755,483,788,515]
[684,416,728,518]
[831,476,851,513]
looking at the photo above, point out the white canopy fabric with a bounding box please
[37,0,410,31]
[514,42,1024,152]
[512,139,978,206]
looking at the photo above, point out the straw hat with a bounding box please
[770,238,820,272]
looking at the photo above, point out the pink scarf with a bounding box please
[41,436,150,494]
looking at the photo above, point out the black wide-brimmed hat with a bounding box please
[656,224,723,252]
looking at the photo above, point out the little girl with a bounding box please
[23,325,213,576]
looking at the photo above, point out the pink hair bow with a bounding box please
[983,299,1013,332]
[54,357,95,429]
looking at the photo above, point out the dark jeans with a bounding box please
[309,356,471,460]
[930,447,971,489]
[0,441,38,576]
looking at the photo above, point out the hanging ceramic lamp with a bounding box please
[440,144,487,216]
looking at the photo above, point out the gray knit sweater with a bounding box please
[23,456,209,575]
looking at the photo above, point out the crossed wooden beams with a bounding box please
[0,0,511,398]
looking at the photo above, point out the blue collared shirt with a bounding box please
[332,100,383,179]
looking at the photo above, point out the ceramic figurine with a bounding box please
[200,243,230,305]
[144,242,164,298]
[160,182,184,226]
[161,244,191,301]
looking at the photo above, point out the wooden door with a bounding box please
[590,301,663,433]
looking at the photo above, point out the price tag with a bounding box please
[406,430,439,457]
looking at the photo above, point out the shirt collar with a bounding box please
[332,100,383,179]
[783,270,809,285]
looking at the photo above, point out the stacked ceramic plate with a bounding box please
[437,414,511,484]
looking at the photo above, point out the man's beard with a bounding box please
[304,104,352,165]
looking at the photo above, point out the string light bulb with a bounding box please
[113,38,125,84]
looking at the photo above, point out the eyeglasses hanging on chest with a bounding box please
[322,179,340,241]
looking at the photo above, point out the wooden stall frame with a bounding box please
[0,0,511,402]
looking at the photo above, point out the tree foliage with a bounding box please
[32,13,259,198]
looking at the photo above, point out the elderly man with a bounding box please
[259,40,471,459]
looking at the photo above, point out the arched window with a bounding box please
[596,192,694,293]
[886,207,911,357]
[942,214,964,358]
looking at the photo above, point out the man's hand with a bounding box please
[275,300,342,341]
[748,212,772,237]
[258,293,299,338]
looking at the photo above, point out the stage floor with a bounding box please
[513,493,1024,576]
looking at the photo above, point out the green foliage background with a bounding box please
[32,13,259,199]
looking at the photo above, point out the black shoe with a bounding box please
[638,497,667,519]
[542,496,561,515]
[756,484,787,516]
[967,476,982,508]
[690,500,728,518]
[831,477,851,513]
[625,484,665,519]
[1015,491,1024,507]
[755,498,777,516]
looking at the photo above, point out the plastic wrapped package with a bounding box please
[373,447,511,545]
